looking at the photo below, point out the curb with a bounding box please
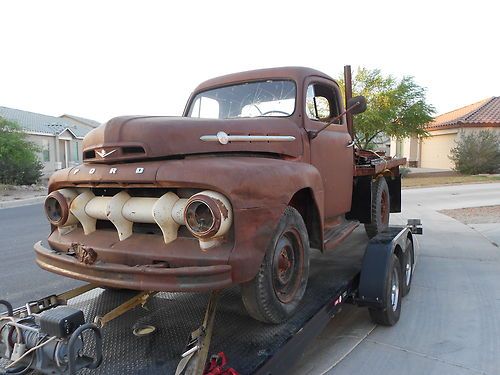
[0,196,46,209]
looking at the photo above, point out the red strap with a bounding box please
[204,352,239,375]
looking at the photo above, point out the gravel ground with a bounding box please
[0,184,47,202]
[439,205,500,224]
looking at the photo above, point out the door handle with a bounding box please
[346,140,355,148]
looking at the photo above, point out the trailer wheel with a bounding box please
[241,206,310,324]
[368,254,402,326]
[402,236,414,297]
[364,176,390,239]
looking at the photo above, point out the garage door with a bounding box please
[420,133,457,169]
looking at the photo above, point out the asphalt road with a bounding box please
[1,183,499,374]
[0,204,82,307]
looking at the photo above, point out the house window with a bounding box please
[42,139,50,162]
[72,141,80,162]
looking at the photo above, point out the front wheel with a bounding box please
[241,206,310,324]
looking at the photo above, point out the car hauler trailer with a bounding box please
[1,222,421,375]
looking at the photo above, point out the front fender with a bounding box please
[156,156,325,283]
[155,156,324,211]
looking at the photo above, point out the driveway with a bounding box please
[292,183,500,375]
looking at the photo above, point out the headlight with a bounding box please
[44,189,78,226]
[45,193,65,225]
[186,200,216,235]
[184,191,232,239]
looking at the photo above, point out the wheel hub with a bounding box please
[391,268,400,312]
[272,230,303,304]
[277,247,293,284]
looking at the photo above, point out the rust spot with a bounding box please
[69,242,98,265]
[214,198,229,220]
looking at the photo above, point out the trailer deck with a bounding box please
[1,224,421,375]
[56,229,364,375]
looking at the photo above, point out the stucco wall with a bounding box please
[420,127,500,169]
[26,134,83,177]
[26,134,57,175]
[389,137,419,166]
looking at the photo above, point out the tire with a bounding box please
[364,176,390,239]
[402,237,414,297]
[368,254,402,326]
[241,206,310,324]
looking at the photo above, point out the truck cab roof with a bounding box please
[193,66,336,93]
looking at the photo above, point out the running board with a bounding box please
[323,220,360,251]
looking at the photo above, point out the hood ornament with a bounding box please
[200,132,295,144]
[96,149,117,158]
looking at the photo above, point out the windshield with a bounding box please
[187,80,296,119]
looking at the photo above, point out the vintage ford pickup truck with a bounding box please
[35,66,405,323]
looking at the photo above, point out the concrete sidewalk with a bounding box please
[0,196,45,209]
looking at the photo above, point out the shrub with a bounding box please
[0,118,43,184]
[399,167,411,178]
[449,130,500,174]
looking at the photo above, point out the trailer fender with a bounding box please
[357,227,411,308]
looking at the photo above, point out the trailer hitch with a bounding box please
[407,219,423,235]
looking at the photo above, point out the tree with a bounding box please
[0,118,43,185]
[449,130,500,174]
[338,68,435,149]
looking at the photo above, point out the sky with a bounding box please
[0,0,498,123]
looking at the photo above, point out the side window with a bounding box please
[305,83,341,122]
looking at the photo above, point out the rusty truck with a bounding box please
[35,66,408,326]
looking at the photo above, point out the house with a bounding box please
[59,113,101,129]
[391,97,500,169]
[0,106,100,177]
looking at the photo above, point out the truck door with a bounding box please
[304,78,354,221]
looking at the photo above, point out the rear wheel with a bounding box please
[364,176,390,238]
[241,206,310,324]
[402,237,414,297]
[368,254,402,326]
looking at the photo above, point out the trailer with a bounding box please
[0,222,421,375]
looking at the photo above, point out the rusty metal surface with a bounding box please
[83,117,304,164]
[355,157,407,177]
[38,66,403,293]
[344,65,354,140]
[35,241,233,292]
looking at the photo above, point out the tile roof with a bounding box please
[60,114,101,128]
[0,106,96,138]
[428,97,500,129]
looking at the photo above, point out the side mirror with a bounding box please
[347,96,367,115]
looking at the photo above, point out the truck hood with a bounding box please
[82,116,304,163]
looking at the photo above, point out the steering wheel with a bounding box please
[251,104,263,115]
[260,110,290,116]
